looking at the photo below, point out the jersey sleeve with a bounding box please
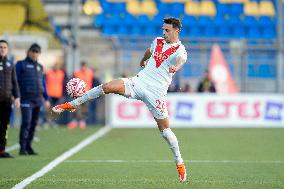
[176,47,188,63]
[149,37,158,53]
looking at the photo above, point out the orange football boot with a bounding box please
[52,102,76,114]
[176,163,187,183]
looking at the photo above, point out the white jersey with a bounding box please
[137,37,187,95]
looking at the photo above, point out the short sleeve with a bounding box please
[149,37,158,53]
[176,48,188,63]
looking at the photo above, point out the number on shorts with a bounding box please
[156,99,166,112]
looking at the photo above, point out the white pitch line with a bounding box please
[65,159,284,164]
[6,137,40,152]
[11,126,111,189]
[6,144,20,152]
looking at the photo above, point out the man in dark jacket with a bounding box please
[16,43,50,155]
[197,70,216,93]
[0,40,20,158]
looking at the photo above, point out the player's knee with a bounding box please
[157,122,169,131]
[102,80,125,95]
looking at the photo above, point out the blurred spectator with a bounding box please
[46,63,66,106]
[168,72,180,92]
[45,63,68,127]
[197,70,216,93]
[88,68,101,125]
[181,83,192,93]
[0,40,20,158]
[68,61,93,129]
[168,83,180,92]
[16,43,50,155]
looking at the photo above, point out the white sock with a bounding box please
[70,84,105,107]
[161,128,183,165]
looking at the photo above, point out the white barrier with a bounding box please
[107,94,284,128]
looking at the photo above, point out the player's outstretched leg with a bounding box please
[52,79,125,114]
[156,118,187,182]
[52,84,104,113]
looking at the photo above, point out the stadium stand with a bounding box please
[200,1,216,16]
[0,4,26,34]
[184,1,201,16]
[88,0,280,90]
[259,0,275,17]
[93,0,276,40]
[141,0,158,16]
[0,0,64,50]
[2,0,275,92]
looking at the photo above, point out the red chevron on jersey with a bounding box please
[154,39,180,68]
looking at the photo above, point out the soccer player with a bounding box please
[53,17,188,182]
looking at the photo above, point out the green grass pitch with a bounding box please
[0,127,283,189]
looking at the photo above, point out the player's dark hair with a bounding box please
[0,39,8,45]
[163,17,182,31]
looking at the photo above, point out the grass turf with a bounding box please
[0,126,100,189]
[1,128,284,189]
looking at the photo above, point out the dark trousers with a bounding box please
[0,101,12,152]
[73,102,88,121]
[19,106,40,151]
[47,97,60,124]
[88,100,98,124]
[49,97,60,106]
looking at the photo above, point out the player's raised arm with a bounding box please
[169,56,186,73]
[139,48,152,68]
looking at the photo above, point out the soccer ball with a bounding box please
[66,78,86,98]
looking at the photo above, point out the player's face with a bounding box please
[0,42,8,58]
[163,23,179,43]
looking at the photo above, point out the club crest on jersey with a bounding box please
[154,39,180,68]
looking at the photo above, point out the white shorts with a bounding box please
[121,76,168,120]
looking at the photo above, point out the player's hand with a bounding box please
[14,98,20,109]
[169,65,177,73]
[45,100,51,108]
[140,61,146,68]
